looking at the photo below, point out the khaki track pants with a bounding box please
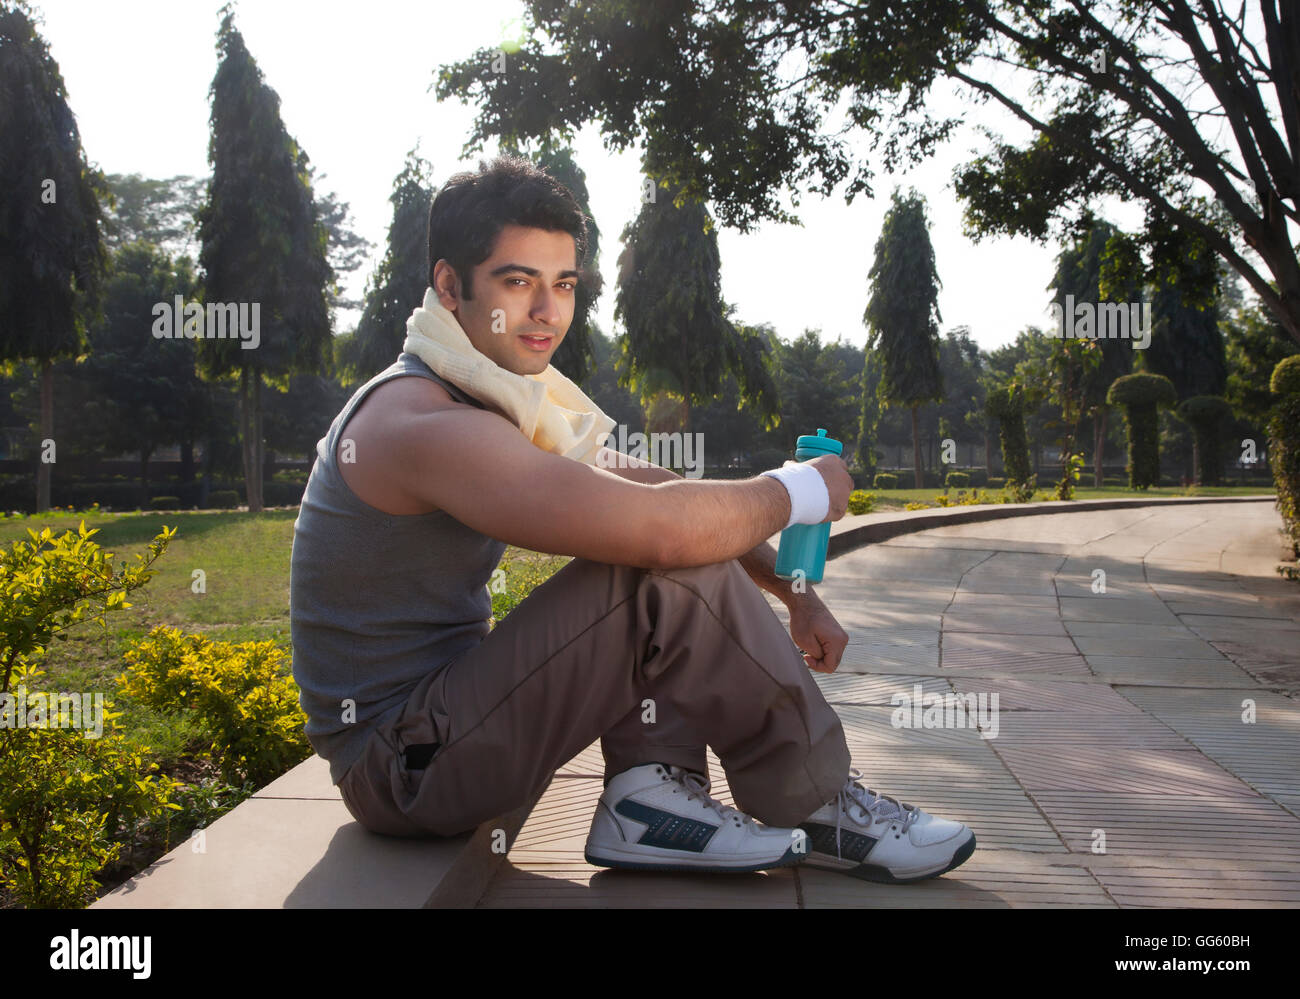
[338,556,850,838]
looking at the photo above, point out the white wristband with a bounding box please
[760,461,830,529]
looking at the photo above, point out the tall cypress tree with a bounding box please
[351,150,435,381]
[196,5,332,512]
[0,1,109,511]
[865,188,943,488]
[614,162,778,437]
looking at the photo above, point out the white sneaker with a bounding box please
[798,769,976,883]
[584,763,807,873]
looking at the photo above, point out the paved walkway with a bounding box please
[476,500,1300,907]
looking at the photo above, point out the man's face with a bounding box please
[432,224,578,376]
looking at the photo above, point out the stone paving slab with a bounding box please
[1030,792,1300,862]
[798,849,1115,908]
[947,676,1146,713]
[811,672,952,705]
[1084,656,1264,686]
[986,711,1189,750]
[994,747,1257,795]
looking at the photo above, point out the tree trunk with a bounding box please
[1094,409,1107,487]
[911,405,923,488]
[984,432,993,481]
[239,365,254,511]
[37,359,53,513]
[199,436,211,509]
[251,367,264,512]
[139,450,150,509]
[181,439,195,483]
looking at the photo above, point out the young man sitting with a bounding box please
[289,156,976,883]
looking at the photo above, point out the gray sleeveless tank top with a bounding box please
[290,351,507,784]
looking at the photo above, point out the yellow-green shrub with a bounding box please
[0,723,179,909]
[118,626,311,787]
[0,520,178,908]
[847,490,876,515]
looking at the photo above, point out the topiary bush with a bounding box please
[945,471,970,489]
[1107,373,1178,489]
[1269,356,1300,557]
[873,472,899,490]
[986,385,1033,495]
[149,496,180,510]
[1176,396,1234,486]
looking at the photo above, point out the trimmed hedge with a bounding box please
[208,490,240,509]
[149,496,181,510]
[945,471,971,489]
[873,472,899,490]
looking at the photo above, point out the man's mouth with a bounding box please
[519,334,554,351]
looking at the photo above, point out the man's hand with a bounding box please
[787,594,848,674]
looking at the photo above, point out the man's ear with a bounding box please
[432,260,461,310]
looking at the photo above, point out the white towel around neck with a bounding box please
[401,286,616,464]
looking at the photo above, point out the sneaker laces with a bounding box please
[831,768,920,859]
[673,768,748,827]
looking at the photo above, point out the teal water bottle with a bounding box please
[774,428,842,584]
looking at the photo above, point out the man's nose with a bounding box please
[530,286,562,327]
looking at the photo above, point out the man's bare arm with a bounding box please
[597,446,812,607]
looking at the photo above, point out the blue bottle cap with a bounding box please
[795,428,842,456]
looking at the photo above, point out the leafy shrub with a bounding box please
[0,520,177,908]
[1269,357,1300,558]
[1003,479,1038,503]
[986,385,1033,486]
[945,471,971,489]
[117,626,311,788]
[262,481,305,507]
[0,724,180,908]
[847,490,875,515]
[873,473,899,490]
[987,476,1005,489]
[1177,396,1234,486]
[149,496,180,510]
[208,490,240,510]
[903,500,931,510]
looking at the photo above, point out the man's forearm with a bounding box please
[737,537,812,608]
[597,447,816,605]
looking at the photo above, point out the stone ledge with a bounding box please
[821,494,1278,557]
[92,754,544,909]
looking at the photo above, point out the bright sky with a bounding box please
[33,0,1158,353]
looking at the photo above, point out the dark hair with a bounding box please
[427,155,590,300]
